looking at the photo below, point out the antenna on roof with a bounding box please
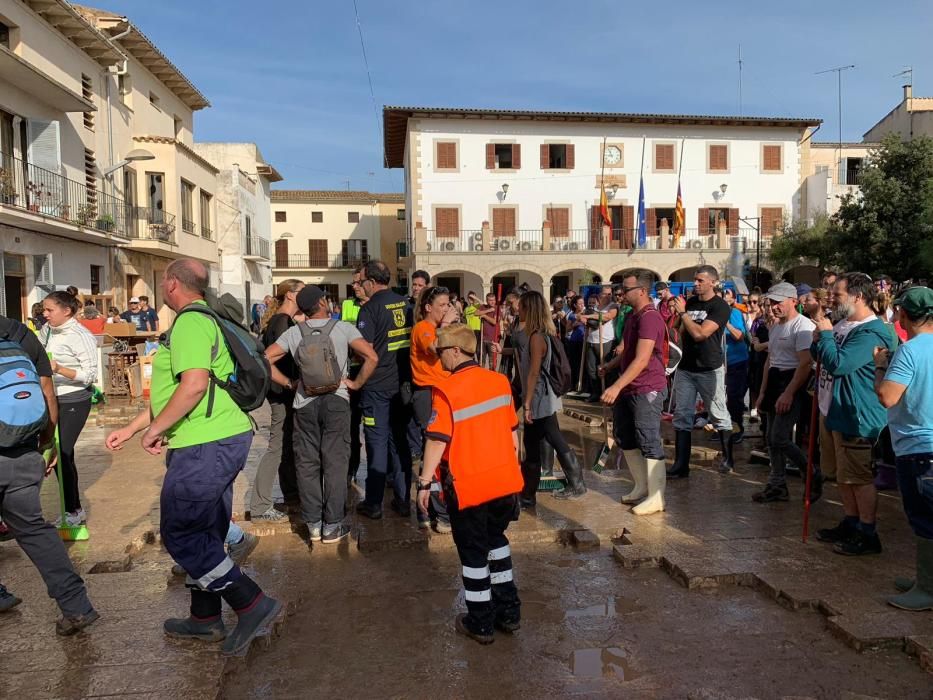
[815,64,855,170]
[893,66,913,85]
[737,45,743,116]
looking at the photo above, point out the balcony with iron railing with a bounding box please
[181,217,197,235]
[274,253,370,270]
[200,222,213,240]
[243,234,270,260]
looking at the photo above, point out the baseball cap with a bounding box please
[795,283,813,296]
[296,285,326,313]
[764,282,798,302]
[435,323,477,355]
[893,286,933,317]
[129,297,140,304]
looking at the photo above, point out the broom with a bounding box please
[591,311,614,473]
[565,305,589,400]
[53,425,88,542]
[802,361,821,544]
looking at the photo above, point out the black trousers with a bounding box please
[411,386,449,523]
[446,488,521,634]
[57,396,92,513]
[521,413,571,498]
[293,395,351,526]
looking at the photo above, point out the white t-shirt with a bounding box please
[586,303,618,344]
[817,316,875,417]
[767,314,815,370]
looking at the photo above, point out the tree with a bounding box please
[768,213,835,271]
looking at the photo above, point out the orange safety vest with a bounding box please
[431,365,523,509]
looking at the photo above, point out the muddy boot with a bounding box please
[552,450,586,500]
[716,430,734,474]
[540,439,556,478]
[620,449,648,504]
[164,616,227,642]
[888,538,933,612]
[520,461,540,508]
[667,430,692,479]
[455,613,494,645]
[632,458,666,516]
[222,594,283,657]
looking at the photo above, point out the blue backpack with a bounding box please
[0,321,49,448]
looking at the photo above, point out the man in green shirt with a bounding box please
[105,259,280,657]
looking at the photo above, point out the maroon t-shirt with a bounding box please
[621,305,668,395]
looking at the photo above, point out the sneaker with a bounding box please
[816,519,856,544]
[355,502,383,520]
[751,483,789,503]
[252,508,288,522]
[833,530,882,556]
[56,609,100,636]
[433,519,452,534]
[0,520,13,542]
[0,584,22,612]
[322,523,351,544]
[53,509,87,528]
[307,521,323,542]
[228,532,260,566]
[455,613,494,645]
[164,616,226,642]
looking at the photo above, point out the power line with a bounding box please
[351,0,390,178]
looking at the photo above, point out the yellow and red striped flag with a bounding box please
[599,183,611,226]
[672,181,685,248]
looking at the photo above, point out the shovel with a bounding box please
[591,311,615,473]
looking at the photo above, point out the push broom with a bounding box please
[591,311,614,473]
[53,425,88,542]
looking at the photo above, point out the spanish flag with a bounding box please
[599,182,611,227]
[672,181,685,248]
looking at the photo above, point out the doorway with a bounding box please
[550,274,570,299]
[491,275,516,297]
[3,275,24,321]
[436,276,461,298]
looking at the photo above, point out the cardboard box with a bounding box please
[105,322,136,336]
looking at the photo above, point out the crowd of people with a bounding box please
[0,257,930,653]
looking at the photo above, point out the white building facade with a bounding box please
[384,107,822,294]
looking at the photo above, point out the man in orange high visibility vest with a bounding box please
[416,324,523,645]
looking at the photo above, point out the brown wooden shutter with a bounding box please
[763,145,781,171]
[485,144,495,170]
[436,207,459,237]
[645,207,657,236]
[540,144,549,169]
[709,145,728,171]
[511,144,521,169]
[309,239,328,266]
[493,208,516,236]
[437,142,456,169]
[274,211,286,222]
[546,207,569,236]
[621,205,634,248]
[728,209,739,236]
[698,207,710,235]
[274,238,289,267]
[761,207,784,236]
[565,144,575,169]
[655,144,674,170]
[590,204,602,249]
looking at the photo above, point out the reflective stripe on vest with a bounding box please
[452,394,512,423]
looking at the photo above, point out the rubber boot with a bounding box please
[888,537,933,611]
[632,458,667,516]
[667,430,692,479]
[552,450,587,500]
[717,430,734,474]
[620,449,648,504]
[540,439,555,478]
[520,462,541,508]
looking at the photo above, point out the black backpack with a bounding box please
[165,296,271,414]
[544,333,573,397]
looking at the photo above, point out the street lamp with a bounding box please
[102,148,155,177]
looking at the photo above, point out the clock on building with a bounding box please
[603,145,622,166]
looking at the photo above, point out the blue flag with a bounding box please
[636,176,647,247]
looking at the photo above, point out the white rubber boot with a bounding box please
[620,450,648,504]
[632,458,667,516]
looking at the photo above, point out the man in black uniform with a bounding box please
[355,260,415,518]
[667,265,735,478]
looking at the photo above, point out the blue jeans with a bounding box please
[672,366,731,433]
[161,432,252,592]
[896,452,933,540]
[225,521,244,546]
[361,389,413,507]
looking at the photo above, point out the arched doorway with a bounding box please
[488,269,545,297]
[432,270,485,300]
[610,268,660,284]
[669,266,699,282]
[549,268,600,300]
[746,266,774,292]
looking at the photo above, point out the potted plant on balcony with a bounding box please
[0,167,16,205]
[95,214,114,232]
[74,203,94,227]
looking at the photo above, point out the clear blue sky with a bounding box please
[88,0,933,192]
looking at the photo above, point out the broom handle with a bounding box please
[802,360,821,543]
[598,311,611,442]
[492,284,503,371]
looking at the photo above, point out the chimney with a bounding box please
[904,84,912,102]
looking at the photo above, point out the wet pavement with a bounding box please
[1,398,932,698]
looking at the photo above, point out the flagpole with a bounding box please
[677,137,685,177]
[673,137,686,249]
[599,136,607,250]
[637,136,646,249]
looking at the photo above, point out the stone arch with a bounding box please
[609,267,661,284]
[547,266,602,299]
[430,270,486,299]
[668,265,700,282]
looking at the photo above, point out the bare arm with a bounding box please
[345,338,378,391]
[144,368,209,452]
[876,376,907,409]
[265,344,294,389]
[725,322,744,341]
[523,333,547,418]
[681,315,723,342]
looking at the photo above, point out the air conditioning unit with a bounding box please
[567,242,579,251]
[443,241,456,251]
[34,254,54,289]
[690,239,703,249]
[519,241,532,251]
[472,231,483,243]
[497,239,512,251]
[470,242,484,252]
[550,241,561,251]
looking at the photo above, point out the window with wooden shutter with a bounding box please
[728,208,739,236]
[492,207,516,236]
[274,211,286,222]
[309,239,328,267]
[760,207,784,236]
[645,208,656,236]
[348,211,360,223]
[540,144,549,169]
[565,144,574,169]
[493,144,513,168]
[436,141,457,169]
[621,206,635,248]
[511,144,521,169]
[274,238,289,267]
[698,207,710,235]
[546,207,569,237]
[341,239,366,266]
[486,144,495,170]
[544,144,570,169]
[435,207,459,237]
[311,211,323,223]
[708,144,728,172]
[655,143,674,171]
[762,145,782,172]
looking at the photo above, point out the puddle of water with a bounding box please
[565,596,642,618]
[548,558,585,569]
[570,647,639,681]
[520,600,565,623]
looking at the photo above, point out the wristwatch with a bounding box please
[416,481,432,492]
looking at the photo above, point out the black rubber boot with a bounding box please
[164,616,226,642]
[521,461,540,507]
[667,430,692,479]
[717,430,734,473]
[553,450,587,500]
[221,594,283,657]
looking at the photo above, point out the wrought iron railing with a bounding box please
[122,207,177,243]
[182,217,197,234]
[274,253,369,269]
[201,224,213,241]
[243,235,270,259]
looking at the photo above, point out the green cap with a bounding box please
[893,286,933,317]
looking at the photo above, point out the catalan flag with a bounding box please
[672,181,685,248]
[599,182,611,226]
[636,176,647,248]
